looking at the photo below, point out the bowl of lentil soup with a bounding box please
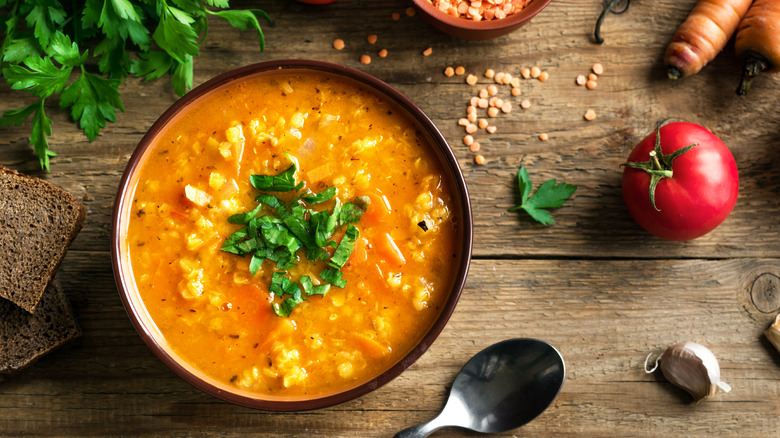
[412,0,552,40]
[112,60,472,410]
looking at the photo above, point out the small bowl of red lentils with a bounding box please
[412,0,552,40]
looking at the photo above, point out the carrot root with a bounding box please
[667,66,683,80]
[737,56,770,96]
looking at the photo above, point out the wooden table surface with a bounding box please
[2,0,779,436]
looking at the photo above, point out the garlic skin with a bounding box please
[645,342,731,403]
[765,314,780,354]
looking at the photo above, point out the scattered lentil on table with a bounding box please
[333,39,345,50]
[378,49,388,58]
[360,54,371,65]
[367,34,377,44]
[584,109,597,121]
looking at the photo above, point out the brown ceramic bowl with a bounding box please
[111,60,472,411]
[412,0,552,40]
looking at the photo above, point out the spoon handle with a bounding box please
[393,415,446,438]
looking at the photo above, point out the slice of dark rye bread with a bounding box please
[0,165,86,313]
[0,276,81,381]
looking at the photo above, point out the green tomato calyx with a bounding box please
[621,123,696,212]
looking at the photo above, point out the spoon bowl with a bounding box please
[395,338,565,437]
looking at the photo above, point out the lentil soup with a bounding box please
[118,67,466,401]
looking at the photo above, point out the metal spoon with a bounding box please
[394,338,565,438]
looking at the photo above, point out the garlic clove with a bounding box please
[765,314,780,354]
[654,342,731,403]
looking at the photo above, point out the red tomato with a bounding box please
[622,122,738,241]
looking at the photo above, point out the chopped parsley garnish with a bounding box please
[221,156,369,316]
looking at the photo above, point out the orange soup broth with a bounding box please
[125,71,461,398]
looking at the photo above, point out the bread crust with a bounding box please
[0,275,81,378]
[0,165,86,313]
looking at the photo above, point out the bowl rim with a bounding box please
[111,59,474,411]
[412,0,552,31]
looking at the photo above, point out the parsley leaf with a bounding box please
[302,187,336,205]
[328,224,358,269]
[206,9,272,51]
[320,268,347,288]
[2,35,42,64]
[340,196,370,224]
[250,164,303,192]
[3,56,72,97]
[509,165,577,225]
[130,51,174,82]
[152,4,199,64]
[59,67,124,140]
[300,275,330,297]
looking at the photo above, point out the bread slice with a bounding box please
[0,276,81,380]
[0,165,86,313]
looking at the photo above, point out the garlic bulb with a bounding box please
[645,342,731,403]
[765,314,780,354]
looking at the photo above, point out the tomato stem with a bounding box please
[620,123,696,212]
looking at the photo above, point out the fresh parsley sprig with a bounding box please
[509,165,577,225]
[0,0,272,171]
[222,157,369,317]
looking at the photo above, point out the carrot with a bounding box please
[306,162,333,184]
[735,0,780,95]
[360,192,391,226]
[377,233,405,266]
[664,0,753,80]
[351,333,391,359]
[342,237,368,271]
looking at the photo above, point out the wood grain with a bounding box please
[1,0,779,436]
